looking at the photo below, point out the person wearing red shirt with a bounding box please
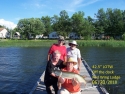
[47,36,67,62]
[47,36,67,92]
[58,57,81,94]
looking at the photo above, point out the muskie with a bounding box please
[54,70,86,84]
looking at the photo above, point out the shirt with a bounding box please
[48,44,67,61]
[44,59,66,83]
[61,68,81,93]
[67,47,81,68]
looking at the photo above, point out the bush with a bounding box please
[122,33,125,41]
[110,37,114,40]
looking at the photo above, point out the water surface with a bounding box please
[0,47,125,94]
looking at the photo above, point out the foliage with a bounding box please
[9,8,125,40]
[41,16,52,36]
[122,33,125,40]
[17,18,45,39]
[71,11,85,36]
[51,15,59,33]
[77,40,125,47]
[94,8,106,34]
[55,10,72,37]
[94,8,125,39]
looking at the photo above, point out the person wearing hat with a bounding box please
[67,40,82,71]
[58,57,81,94]
[47,36,67,62]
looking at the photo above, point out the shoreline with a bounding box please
[0,39,125,47]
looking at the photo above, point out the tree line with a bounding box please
[10,8,125,40]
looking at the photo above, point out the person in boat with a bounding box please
[58,57,81,94]
[66,40,82,71]
[44,50,66,94]
[47,36,67,62]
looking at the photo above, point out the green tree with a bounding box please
[51,15,59,33]
[71,11,85,37]
[17,18,45,39]
[95,8,125,39]
[122,10,125,34]
[94,8,107,35]
[57,10,72,37]
[41,16,52,36]
[106,8,124,38]
[70,12,94,40]
[83,17,95,39]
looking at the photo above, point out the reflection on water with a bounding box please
[0,47,125,94]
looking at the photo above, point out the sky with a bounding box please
[0,0,125,29]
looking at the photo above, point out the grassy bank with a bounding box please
[0,39,57,47]
[77,40,125,47]
[0,39,125,47]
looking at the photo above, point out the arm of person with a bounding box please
[47,54,50,61]
[58,70,72,84]
[77,49,82,71]
[77,58,81,71]
[64,46,67,62]
[58,77,73,84]
[64,55,67,63]
[46,61,54,75]
[51,72,56,77]
[47,44,54,61]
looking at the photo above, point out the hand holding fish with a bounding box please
[72,78,79,86]
[77,67,80,71]
[58,76,65,84]
[51,72,57,77]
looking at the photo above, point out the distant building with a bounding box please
[0,28,8,38]
[35,34,44,39]
[13,32,21,39]
[48,31,81,39]
[48,32,58,39]
[68,32,80,39]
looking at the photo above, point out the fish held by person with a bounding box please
[54,70,87,85]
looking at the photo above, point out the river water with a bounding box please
[0,47,125,94]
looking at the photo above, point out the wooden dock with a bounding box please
[29,60,109,94]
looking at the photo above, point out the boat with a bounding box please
[29,59,109,94]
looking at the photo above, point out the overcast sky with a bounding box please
[0,0,125,29]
